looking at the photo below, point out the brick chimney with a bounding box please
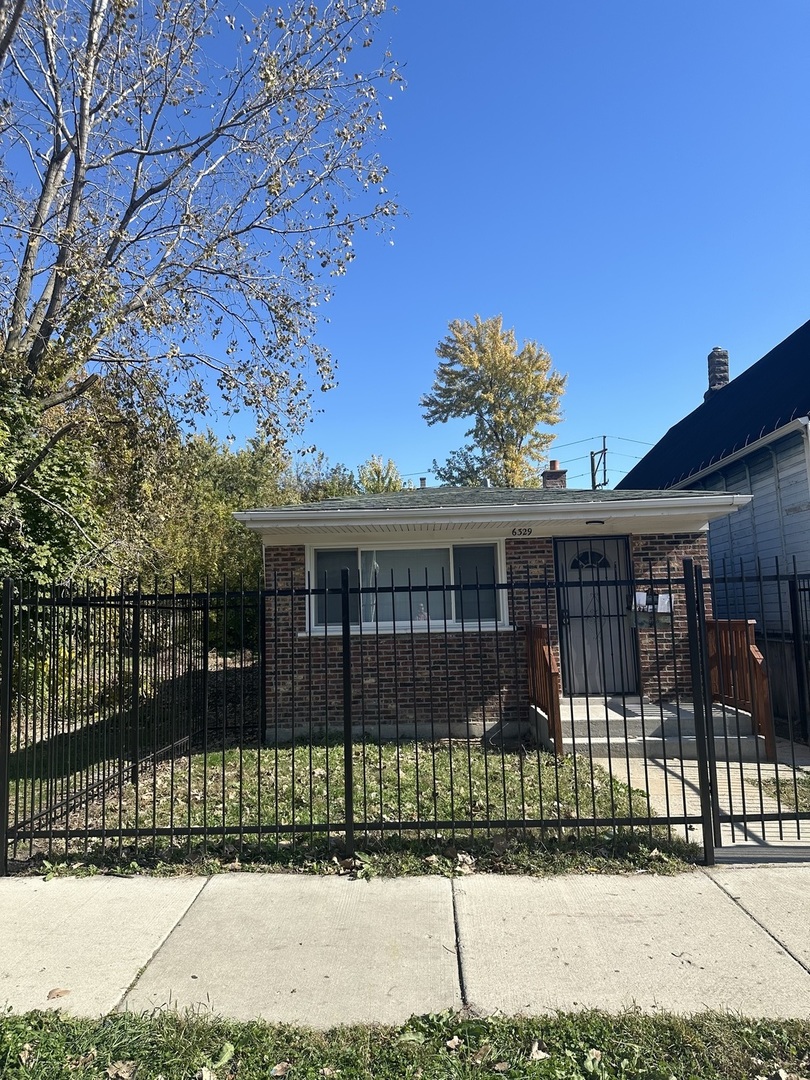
[541,459,567,490]
[704,346,729,402]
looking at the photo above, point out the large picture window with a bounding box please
[312,544,499,628]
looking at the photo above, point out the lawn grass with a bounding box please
[0,1008,808,1079]
[12,742,702,875]
[115,742,654,831]
[759,770,810,813]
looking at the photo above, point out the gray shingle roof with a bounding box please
[244,485,725,514]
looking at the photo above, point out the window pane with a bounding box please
[361,548,450,622]
[454,545,498,621]
[314,550,359,625]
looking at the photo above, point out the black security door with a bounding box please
[555,537,637,695]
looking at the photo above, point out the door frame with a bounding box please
[553,535,639,697]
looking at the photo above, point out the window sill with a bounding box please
[302,621,510,637]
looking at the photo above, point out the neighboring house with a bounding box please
[617,321,810,582]
[235,470,746,743]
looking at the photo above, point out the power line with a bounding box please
[550,436,603,450]
[552,434,654,450]
[604,435,654,446]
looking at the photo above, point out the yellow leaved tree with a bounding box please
[420,315,567,487]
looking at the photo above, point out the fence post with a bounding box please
[341,568,355,859]
[202,585,210,756]
[683,558,717,866]
[259,578,267,747]
[695,564,722,845]
[130,587,142,781]
[0,580,13,876]
[788,575,810,742]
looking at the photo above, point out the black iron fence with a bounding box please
[0,561,808,871]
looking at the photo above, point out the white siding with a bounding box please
[693,431,810,626]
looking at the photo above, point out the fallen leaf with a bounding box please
[494,1063,510,1073]
[106,1063,137,1079]
[455,851,475,875]
[194,1069,216,1080]
[471,1042,492,1065]
[318,1069,340,1077]
[271,1064,293,1078]
[47,987,71,1000]
[530,1040,550,1061]
[446,1035,463,1051]
[68,1048,98,1069]
[19,1043,33,1065]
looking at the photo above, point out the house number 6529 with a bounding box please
[511,527,533,537]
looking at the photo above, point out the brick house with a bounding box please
[235,470,748,744]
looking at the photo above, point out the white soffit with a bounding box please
[234,494,752,546]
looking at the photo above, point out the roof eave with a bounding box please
[668,416,810,489]
[234,493,752,538]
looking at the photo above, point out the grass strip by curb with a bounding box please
[23,829,701,879]
[0,1008,808,1079]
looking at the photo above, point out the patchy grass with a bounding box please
[0,1008,808,1079]
[759,770,810,813]
[114,742,656,832]
[26,827,699,880]
[10,742,702,874]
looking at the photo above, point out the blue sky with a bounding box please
[222,1,810,488]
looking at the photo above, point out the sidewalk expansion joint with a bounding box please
[113,874,213,1013]
[450,878,469,1011]
[700,868,810,977]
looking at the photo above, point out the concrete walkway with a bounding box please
[2,859,809,1027]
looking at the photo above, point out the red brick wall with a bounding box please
[263,543,532,739]
[630,533,710,699]
[262,531,709,738]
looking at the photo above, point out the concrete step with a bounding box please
[560,733,769,762]
[565,715,756,741]
[528,705,766,762]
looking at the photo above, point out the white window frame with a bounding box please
[306,539,507,633]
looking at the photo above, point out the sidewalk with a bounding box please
[2,859,809,1028]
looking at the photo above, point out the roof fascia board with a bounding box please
[234,493,751,532]
[669,417,810,489]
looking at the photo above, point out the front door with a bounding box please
[555,537,637,696]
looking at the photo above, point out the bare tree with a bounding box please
[0,0,400,498]
[0,0,25,69]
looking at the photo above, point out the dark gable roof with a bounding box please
[616,319,810,490]
[246,486,727,514]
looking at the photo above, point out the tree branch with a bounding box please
[0,0,25,69]
[0,419,80,497]
[40,371,100,410]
